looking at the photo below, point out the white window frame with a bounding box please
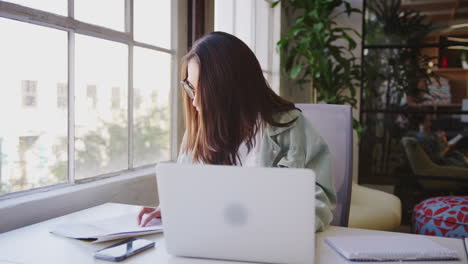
[213,0,281,94]
[0,0,180,199]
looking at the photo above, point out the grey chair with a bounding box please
[296,104,353,227]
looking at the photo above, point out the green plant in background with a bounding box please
[366,0,431,45]
[272,0,362,133]
[365,0,435,106]
[360,0,435,181]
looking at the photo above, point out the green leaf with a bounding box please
[271,0,281,8]
[290,64,302,79]
[299,36,311,46]
[295,16,305,24]
[292,28,304,36]
[277,38,289,50]
[313,23,324,32]
[308,10,319,19]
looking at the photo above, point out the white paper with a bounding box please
[50,213,163,243]
[448,134,463,145]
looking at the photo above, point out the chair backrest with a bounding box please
[296,104,353,227]
[401,137,434,175]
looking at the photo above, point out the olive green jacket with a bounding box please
[177,109,337,232]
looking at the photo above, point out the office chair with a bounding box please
[296,104,353,227]
[297,104,402,230]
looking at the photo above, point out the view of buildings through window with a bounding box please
[21,80,38,107]
[0,1,173,195]
[57,83,67,109]
[0,17,68,194]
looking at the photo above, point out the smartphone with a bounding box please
[94,238,155,262]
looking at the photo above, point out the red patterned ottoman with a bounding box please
[412,196,468,238]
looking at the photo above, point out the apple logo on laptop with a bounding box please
[223,203,248,226]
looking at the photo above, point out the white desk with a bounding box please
[0,203,466,264]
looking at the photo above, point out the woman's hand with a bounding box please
[137,206,161,227]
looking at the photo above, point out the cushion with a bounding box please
[349,184,401,231]
[412,196,468,238]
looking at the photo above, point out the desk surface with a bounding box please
[0,203,466,264]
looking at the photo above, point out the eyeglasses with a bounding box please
[180,79,195,99]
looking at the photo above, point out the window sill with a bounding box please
[0,166,158,233]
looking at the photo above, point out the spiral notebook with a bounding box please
[325,235,459,262]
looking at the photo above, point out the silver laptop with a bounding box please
[156,163,316,264]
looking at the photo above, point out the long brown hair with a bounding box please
[181,32,298,165]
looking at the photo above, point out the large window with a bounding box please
[0,0,176,195]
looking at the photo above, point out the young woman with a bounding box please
[137,32,336,232]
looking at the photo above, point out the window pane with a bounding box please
[75,34,128,179]
[255,0,270,70]
[234,0,253,51]
[0,18,67,195]
[133,47,171,166]
[75,0,124,31]
[134,0,171,48]
[4,0,67,16]
[214,0,235,33]
[215,0,271,69]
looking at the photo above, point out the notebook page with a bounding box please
[50,213,162,239]
[325,235,459,261]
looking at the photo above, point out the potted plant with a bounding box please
[272,0,362,131]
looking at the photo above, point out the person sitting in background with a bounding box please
[415,114,468,168]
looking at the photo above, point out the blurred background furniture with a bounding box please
[348,184,402,231]
[401,137,468,191]
[297,104,402,231]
